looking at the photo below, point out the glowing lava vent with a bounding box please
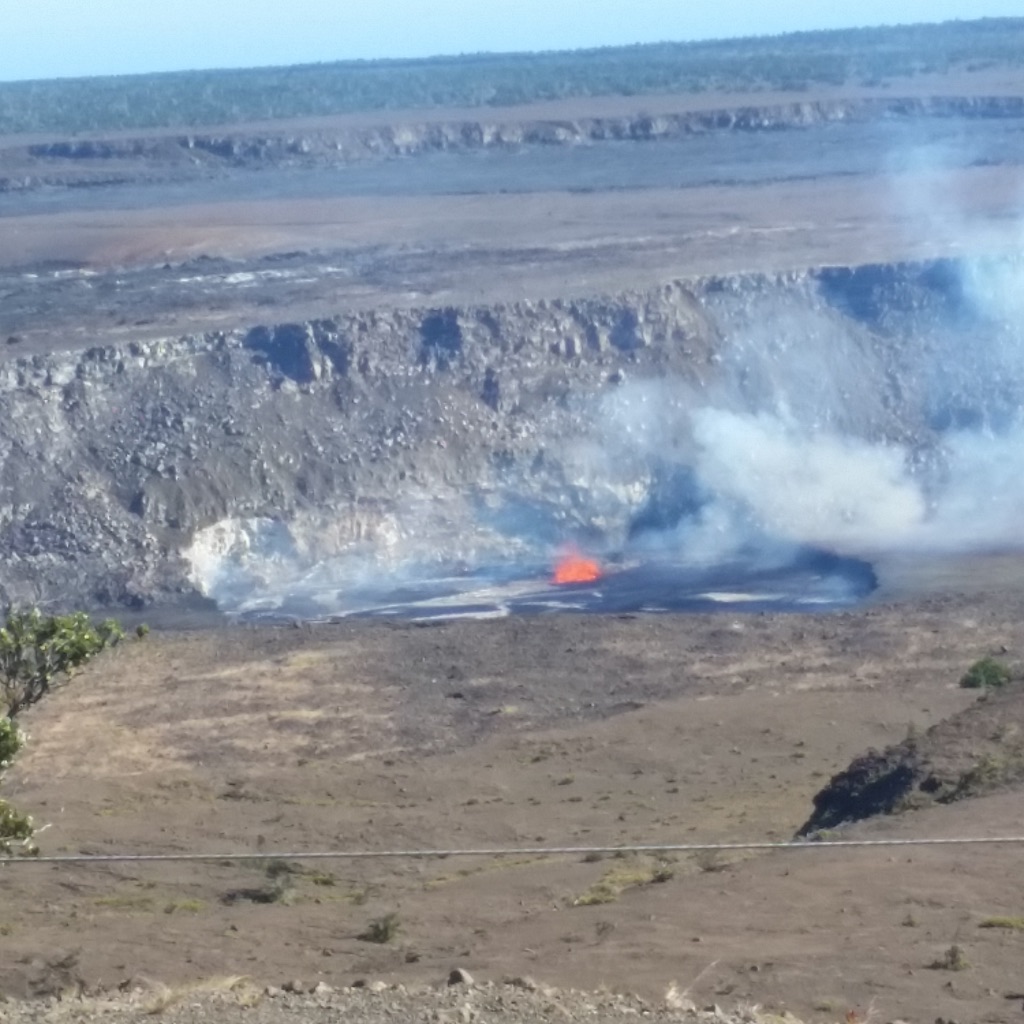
[552,548,602,585]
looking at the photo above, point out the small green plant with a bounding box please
[979,916,1024,930]
[573,857,674,906]
[692,849,730,873]
[894,790,934,813]
[263,858,296,880]
[0,716,22,768]
[928,944,969,971]
[0,799,35,856]
[135,623,150,639]
[163,899,205,914]
[952,754,1008,798]
[0,716,36,856]
[221,859,300,905]
[358,912,401,943]
[261,859,299,903]
[0,606,123,718]
[959,657,1011,690]
[573,881,619,906]
[95,894,157,911]
[307,870,336,887]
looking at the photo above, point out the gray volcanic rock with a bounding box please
[0,977,779,1023]
[0,281,719,607]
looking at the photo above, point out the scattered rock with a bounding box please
[505,976,539,991]
[448,968,475,986]
[0,951,84,1001]
[664,982,697,1012]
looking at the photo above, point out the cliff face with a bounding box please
[0,258,1010,610]
[0,281,705,606]
[4,95,1023,190]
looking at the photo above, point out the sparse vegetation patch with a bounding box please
[358,912,401,944]
[572,856,674,906]
[959,656,1012,690]
[979,916,1024,930]
[928,944,970,971]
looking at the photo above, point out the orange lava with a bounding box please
[552,549,602,585]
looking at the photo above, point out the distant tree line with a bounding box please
[1,18,1023,137]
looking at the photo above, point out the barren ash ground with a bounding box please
[4,30,1024,1024]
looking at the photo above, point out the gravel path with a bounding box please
[2,977,786,1024]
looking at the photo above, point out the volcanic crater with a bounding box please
[3,45,1024,1023]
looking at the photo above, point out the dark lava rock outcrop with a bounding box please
[798,680,1024,835]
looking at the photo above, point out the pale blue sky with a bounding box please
[3,0,1023,83]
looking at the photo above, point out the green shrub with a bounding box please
[358,912,401,943]
[959,657,1011,690]
[979,916,1024,930]
[0,716,22,767]
[0,799,35,856]
[0,718,35,855]
[0,606,122,856]
[0,606,123,717]
[928,943,969,971]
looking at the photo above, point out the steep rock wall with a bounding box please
[0,260,993,609]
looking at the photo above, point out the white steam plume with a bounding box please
[690,409,926,552]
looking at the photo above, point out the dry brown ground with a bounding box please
[3,555,1024,1023]
[5,166,1021,278]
